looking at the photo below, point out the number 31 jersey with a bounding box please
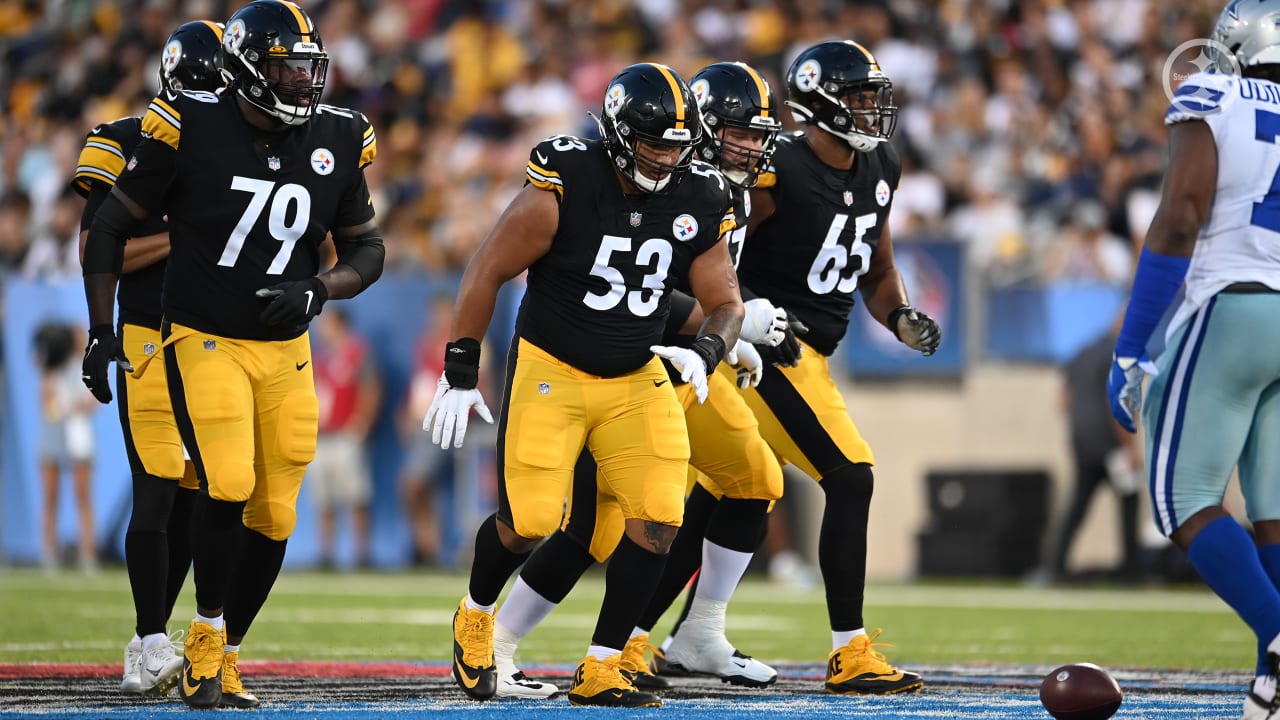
[737,133,901,356]
[1164,71,1280,340]
[521,135,734,377]
[118,90,377,340]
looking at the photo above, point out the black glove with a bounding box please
[758,310,808,368]
[889,305,941,356]
[257,277,328,328]
[81,324,132,404]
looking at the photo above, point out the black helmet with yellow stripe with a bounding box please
[159,21,228,94]
[689,61,783,188]
[786,40,897,152]
[222,0,327,126]
[593,62,701,194]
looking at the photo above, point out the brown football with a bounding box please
[1039,663,1123,720]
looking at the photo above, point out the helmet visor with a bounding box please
[839,82,897,140]
[264,55,327,107]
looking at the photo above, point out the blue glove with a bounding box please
[1107,353,1157,433]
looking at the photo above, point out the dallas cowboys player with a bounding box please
[1107,2,1280,717]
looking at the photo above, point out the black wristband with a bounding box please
[443,337,481,390]
[89,324,115,342]
[887,305,913,341]
[690,334,727,375]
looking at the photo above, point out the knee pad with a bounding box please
[510,497,565,540]
[821,462,874,505]
[274,390,319,467]
[242,498,297,541]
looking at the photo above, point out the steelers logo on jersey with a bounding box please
[875,178,891,207]
[311,148,334,175]
[224,19,246,53]
[605,84,627,117]
[162,40,183,74]
[673,214,699,242]
[794,60,821,92]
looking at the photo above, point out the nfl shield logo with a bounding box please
[630,211,642,227]
[143,342,156,356]
[538,382,551,395]
[268,156,281,171]
[843,190,854,206]
[203,339,216,351]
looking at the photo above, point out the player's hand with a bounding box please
[256,277,327,328]
[726,339,763,389]
[739,298,787,347]
[891,306,941,356]
[758,310,807,368]
[81,324,132,404]
[1107,353,1157,433]
[651,345,709,404]
[422,375,493,449]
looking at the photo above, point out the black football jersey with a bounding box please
[73,117,169,329]
[737,133,902,356]
[116,90,377,340]
[661,185,747,346]
[520,135,734,377]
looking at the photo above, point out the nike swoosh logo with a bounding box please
[653,379,668,387]
[536,151,548,164]
[148,667,161,677]
[296,361,309,371]
[91,128,102,134]
[455,659,480,689]
[303,290,314,314]
[181,669,201,697]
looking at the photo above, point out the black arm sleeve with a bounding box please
[665,289,698,338]
[83,192,136,275]
[333,226,385,293]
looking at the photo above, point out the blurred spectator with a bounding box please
[1040,200,1134,285]
[398,294,453,567]
[21,185,82,280]
[309,307,381,570]
[34,321,97,573]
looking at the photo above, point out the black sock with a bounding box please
[593,535,667,650]
[164,487,196,622]
[225,530,288,641]
[637,485,717,631]
[189,492,246,612]
[520,531,595,604]
[468,514,532,607]
[126,474,178,637]
[819,463,873,632]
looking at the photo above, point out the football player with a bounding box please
[735,40,939,695]
[486,61,789,699]
[80,0,385,710]
[1106,2,1280,717]
[72,19,225,698]
[424,62,744,707]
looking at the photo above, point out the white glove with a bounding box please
[650,345,709,404]
[422,374,494,449]
[726,339,763,389]
[739,298,787,347]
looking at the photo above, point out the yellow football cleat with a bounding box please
[451,597,497,700]
[569,654,662,708]
[620,633,670,690]
[825,629,924,695]
[219,649,261,709]
[178,621,224,709]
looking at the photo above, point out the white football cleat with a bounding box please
[662,627,777,688]
[121,638,143,694]
[495,662,560,699]
[138,634,184,695]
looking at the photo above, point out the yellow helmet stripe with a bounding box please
[738,62,770,118]
[200,20,223,41]
[848,40,880,71]
[280,1,313,42]
[649,63,685,130]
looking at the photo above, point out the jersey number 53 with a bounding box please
[583,234,673,317]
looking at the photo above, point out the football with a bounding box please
[1039,663,1123,720]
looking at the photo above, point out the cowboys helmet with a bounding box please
[594,63,701,193]
[1211,0,1280,75]
[222,0,327,126]
[786,40,897,152]
[689,62,783,188]
[159,21,227,94]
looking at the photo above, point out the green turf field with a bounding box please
[0,568,1251,671]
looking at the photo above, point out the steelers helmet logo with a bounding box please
[605,84,627,117]
[311,148,335,175]
[691,78,711,108]
[673,214,699,242]
[795,60,822,92]
[161,40,183,74]
[224,19,246,53]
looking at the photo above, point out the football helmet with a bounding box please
[159,21,227,94]
[1211,0,1280,74]
[786,40,897,152]
[690,61,783,188]
[222,0,327,126]
[593,63,701,193]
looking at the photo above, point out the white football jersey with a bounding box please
[1164,71,1280,338]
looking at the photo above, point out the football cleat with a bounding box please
[179,621,224,709]
[220,650,261,709]
[620,633,670,690]
[138,635,184,695]
[121,637,143,694]
[663,626,777,688]
[825,629,923,695]
[649,644,691,678]
[495,666,560,699]
[568,655,662,708]
[451,597,497,700]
